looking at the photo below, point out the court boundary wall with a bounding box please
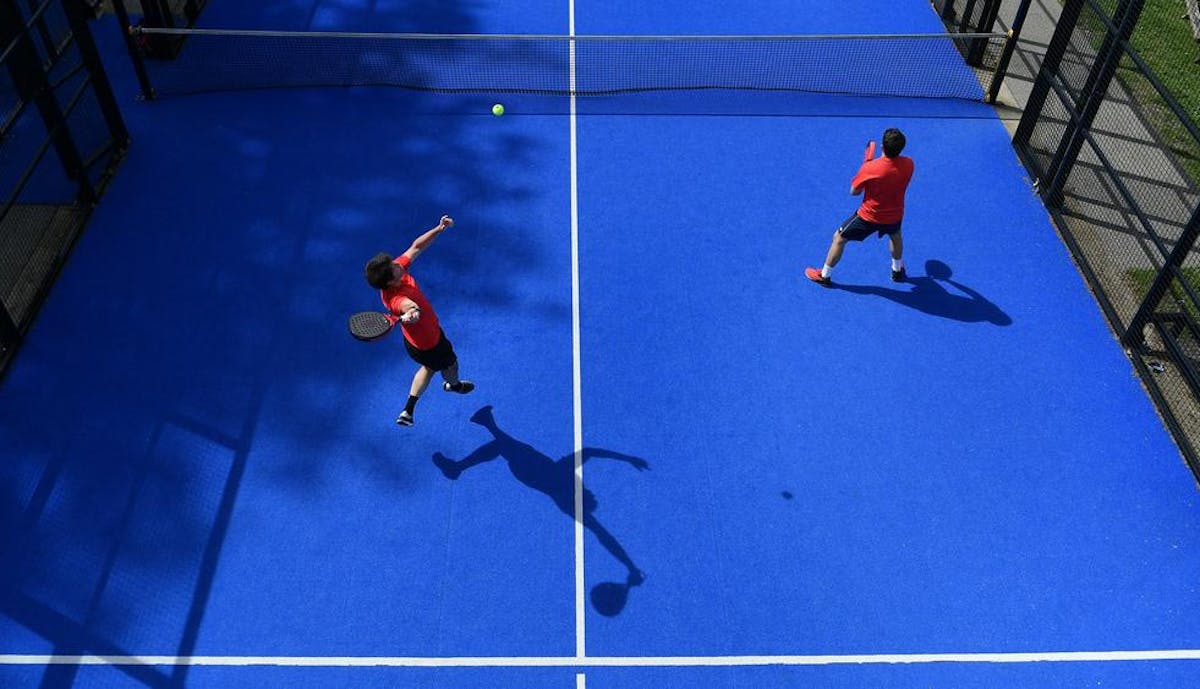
[0,0,130,380]
[938,0,1200,480]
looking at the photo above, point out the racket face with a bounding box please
[348,311,394,341]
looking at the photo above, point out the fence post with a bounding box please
[0,0,95,203]
[1040,0,1145,208]
[109,0,156,100]
[1123,203,1200,349]
[986,0,1034,103]
[1013,0,1088,153]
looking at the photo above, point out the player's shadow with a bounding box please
[434,405,647,616]
[833,259,1012,325]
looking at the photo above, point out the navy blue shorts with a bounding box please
[838,212,902,241]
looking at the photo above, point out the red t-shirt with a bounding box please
[380,255,441,350]
[851,155,914,225]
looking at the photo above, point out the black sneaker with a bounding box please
[443,381,475,394]
[891,267,907,282]
[396,410,414,426]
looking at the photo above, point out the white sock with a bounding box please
[892,259,904,271]
[821,264,833,278]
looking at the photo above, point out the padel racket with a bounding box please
[349,311,394,341]
[864,140,876,163]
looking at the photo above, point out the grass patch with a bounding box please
[1053,0,1200,184]
[1126,265,1200,322]
[1129,0,1200,125]
[1122,0,1200,184]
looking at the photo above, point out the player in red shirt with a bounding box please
[805,128,914,286]
[364,215,473,427]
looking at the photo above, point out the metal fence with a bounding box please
[0,0,129,377]
[942,0,1200,476]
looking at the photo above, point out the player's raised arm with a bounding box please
[402,215,454,262]
[850,141,875,195]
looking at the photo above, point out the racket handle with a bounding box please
[864,141,876,163]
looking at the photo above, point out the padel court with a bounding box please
[3,0,1200,687]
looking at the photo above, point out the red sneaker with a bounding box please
[804,267,831,286]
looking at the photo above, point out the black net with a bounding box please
[133,29,1005,101]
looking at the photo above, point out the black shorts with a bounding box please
[838,212,902,241]
[404,328,458,371]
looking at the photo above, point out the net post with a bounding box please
[985,0,1033,104]
[66,0,131,150]
[957,0,978,33]
[965,0,1002,66]
[141,0,183,58]
[939,0,957,22]
[183,0,208,24]
[109,0,156,100]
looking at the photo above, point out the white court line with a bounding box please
[567,0,585,663]
[5,651,1200,667]
[577,671,587,688]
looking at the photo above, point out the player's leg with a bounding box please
[806,213,866,285]
[823,230,849,270]
[411,365,435,397]
[397,365,435,426]
[888,231,906,281]
[442,361,474,392]
[434,439,501,480]
[434,332,474,394]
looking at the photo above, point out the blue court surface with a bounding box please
[4,1,1200,688]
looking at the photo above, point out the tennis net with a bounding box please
[131,28,1006,101]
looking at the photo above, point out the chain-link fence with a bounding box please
[0,0,129,376]
[940,0,1200,476]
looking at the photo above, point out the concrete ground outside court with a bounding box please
[977,0,1200,465]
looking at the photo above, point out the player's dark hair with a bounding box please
[882,128,906,158]
[365,253,395,289]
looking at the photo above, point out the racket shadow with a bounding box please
[832,259,1012,325]
[433,405,648,616]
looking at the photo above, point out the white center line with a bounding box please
[568,0,586,663]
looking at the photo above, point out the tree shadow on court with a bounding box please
[833,259,1012,325]
[3,2,552,687]
[433,406,648,617]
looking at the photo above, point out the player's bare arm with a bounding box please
[402,215,454,262]
[394,296,421,323]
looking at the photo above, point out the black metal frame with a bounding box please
[933,0,1029,104]
[125,0,208,60]
[0,0,129,380]
[1010,0,1200,475]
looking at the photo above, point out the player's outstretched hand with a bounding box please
[440,215,454,228]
